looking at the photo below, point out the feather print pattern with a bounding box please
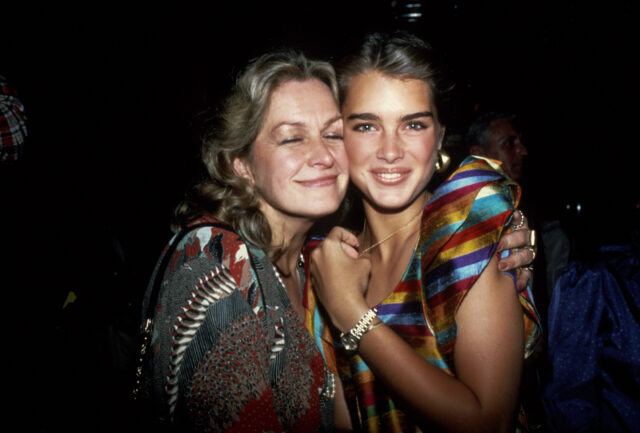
[166,265,239,416]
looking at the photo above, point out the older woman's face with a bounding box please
[342,72,443,211]
[234,79,348,221]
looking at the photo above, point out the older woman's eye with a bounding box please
[323,133,344,141]
[280,137,303,145]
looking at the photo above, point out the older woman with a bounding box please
[140,50,348,432]
[309,32,541,433]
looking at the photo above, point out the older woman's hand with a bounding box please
[310,227,372,333]
[496,210,537,291]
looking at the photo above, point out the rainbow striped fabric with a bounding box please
[304,156,542,432]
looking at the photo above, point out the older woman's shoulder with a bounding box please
[166,217,252,287]
[177,217,245,257]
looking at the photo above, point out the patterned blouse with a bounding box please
[304,156,542,433]
[1,74,27,163]
[143,217,335,432]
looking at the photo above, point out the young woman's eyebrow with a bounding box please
[346,112,380,121]
[399,111,433,122]
[346,111,433,122]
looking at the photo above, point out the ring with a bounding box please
[528,229,537,248]
[512,210,526,231]
[524,245,537,261]
[522,265,534,273]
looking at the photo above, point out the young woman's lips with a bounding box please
[370,168,411,185]
[296,175,338,187]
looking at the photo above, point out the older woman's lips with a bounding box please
[296,175,338,187]
[370,168,411,185]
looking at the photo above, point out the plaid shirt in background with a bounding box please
[1,74,27,163]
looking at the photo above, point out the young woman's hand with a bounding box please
[309,226,372,333]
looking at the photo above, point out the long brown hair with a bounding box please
[337,31,454,125]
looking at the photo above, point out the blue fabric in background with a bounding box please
[542,241,640,433]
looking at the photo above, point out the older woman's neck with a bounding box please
[266,214,314,274]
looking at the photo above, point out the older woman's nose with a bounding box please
[309,139,335,167]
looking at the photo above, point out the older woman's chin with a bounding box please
[295,195,345,219]
[293,180,348,218]
[259,188,345,224]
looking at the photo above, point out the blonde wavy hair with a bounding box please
[174,49,339,255]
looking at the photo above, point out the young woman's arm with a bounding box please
[359,255,522,432]
[312,231,523,433]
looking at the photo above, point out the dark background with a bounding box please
[2,1,636,431]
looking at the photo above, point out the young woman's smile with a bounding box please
[342,72,444,211]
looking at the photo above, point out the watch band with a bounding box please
[340,307,378,353]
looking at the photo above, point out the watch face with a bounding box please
[341,333,359,352]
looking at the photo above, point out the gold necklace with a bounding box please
[359,207,423,256]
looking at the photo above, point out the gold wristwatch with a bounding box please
[339,307,379,353]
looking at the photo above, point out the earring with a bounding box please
[435,149,451,173]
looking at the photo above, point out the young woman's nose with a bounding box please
[377,132,404,163]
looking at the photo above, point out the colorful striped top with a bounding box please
[303,156,542,433]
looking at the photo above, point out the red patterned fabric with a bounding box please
[143,216,332,432]
[0,75,27,163]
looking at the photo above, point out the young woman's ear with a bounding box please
[438,125,447,150]
[233,157,255,185]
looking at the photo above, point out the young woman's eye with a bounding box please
[353,123,375,132]
[406,121,427,130]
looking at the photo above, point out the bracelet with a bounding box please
[339,308,378,353]
[368,320,383,332]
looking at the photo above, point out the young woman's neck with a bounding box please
[361,192,429,260]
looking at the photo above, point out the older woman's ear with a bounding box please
[233,157,255,185]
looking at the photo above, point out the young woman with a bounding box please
[308,32,541,433]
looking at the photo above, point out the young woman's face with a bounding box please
[234,79,349,221]
[342,72,444,211]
